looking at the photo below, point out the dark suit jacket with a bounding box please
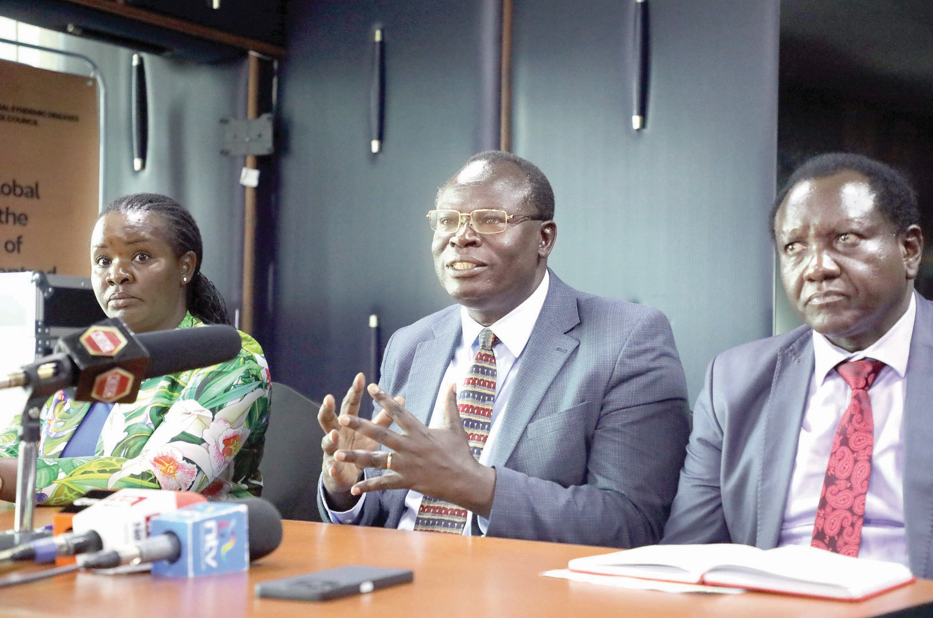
[663,292,933,578]
[321,271,690,547]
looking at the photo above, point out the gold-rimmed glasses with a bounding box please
[426,209,548,235]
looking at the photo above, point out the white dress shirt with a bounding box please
[322,271,551,534]
[778,293,916,565]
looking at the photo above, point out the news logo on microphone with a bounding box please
[149,502,249,577]
[71,488,206,550]
[58,318,150,403]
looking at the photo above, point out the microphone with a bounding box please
[135,325,243,380]
[78,498,283,576]
[0,318,242,403]
[71,489,207,548]
[52,489,118,534]
[0,320,238,554]
[0,527,102,565]
[51,489,118,566]
[0,489,206,566]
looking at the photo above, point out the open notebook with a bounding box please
[568,544,915,601]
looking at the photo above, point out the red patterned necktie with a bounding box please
[810,358,886,557]
[413,328,497,534]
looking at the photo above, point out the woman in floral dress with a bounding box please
[0,194,271,505]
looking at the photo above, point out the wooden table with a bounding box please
[1,504,932,618]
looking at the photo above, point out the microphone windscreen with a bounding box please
[237,498,283,561]
[137,326,242,379]
[149,499,283,577]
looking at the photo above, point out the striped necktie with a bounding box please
[413,328,497,534]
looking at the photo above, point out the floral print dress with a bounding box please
[0,313,271,505]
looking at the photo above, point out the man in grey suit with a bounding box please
[316,151,690,547]
[663,153,933,576]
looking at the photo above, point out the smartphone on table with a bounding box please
[255,565,414,601]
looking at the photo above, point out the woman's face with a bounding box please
[90,211,195,333]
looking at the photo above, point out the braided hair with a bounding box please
[100,193,231,325]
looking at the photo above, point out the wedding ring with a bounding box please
[386,453,393,470]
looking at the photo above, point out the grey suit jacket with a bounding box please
[324,271,690,548]
[663,292,933,578]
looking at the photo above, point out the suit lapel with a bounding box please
[757,329,814,548]
[405,313,461,426]
[903,294,933,578]
[489,273,580,469]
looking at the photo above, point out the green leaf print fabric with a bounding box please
[0,313,271,505]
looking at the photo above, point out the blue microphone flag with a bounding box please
[149,502,249,577]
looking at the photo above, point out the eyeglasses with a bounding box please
[426,209,548,235]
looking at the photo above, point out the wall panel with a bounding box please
[511,0,779,399]
[272,0,501,401]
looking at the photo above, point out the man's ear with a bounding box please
[902,224,923,280]
[538,221,557,259]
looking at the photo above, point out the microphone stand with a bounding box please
[0,355,72,550]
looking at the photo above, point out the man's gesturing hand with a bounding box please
[334,382,497,518]
[317,373,394,511]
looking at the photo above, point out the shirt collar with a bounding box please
[459,270,550,356]
[812,292,916,384]
[178,311,200,329]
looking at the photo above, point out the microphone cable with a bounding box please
[0,564,80,589]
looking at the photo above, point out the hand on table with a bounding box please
[334,382,497,518]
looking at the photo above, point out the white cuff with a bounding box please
[318,473,366,524]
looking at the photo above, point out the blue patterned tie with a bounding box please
[414,328,497,533]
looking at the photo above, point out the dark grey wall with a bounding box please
[272,0,779,404]
[271,0,502,401]
[511,0,779,399]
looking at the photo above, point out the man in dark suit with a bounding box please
[316,151,690,547]
[663,153,933,576]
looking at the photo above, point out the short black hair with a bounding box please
[770,153,919,242]
[446,150,555,220]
